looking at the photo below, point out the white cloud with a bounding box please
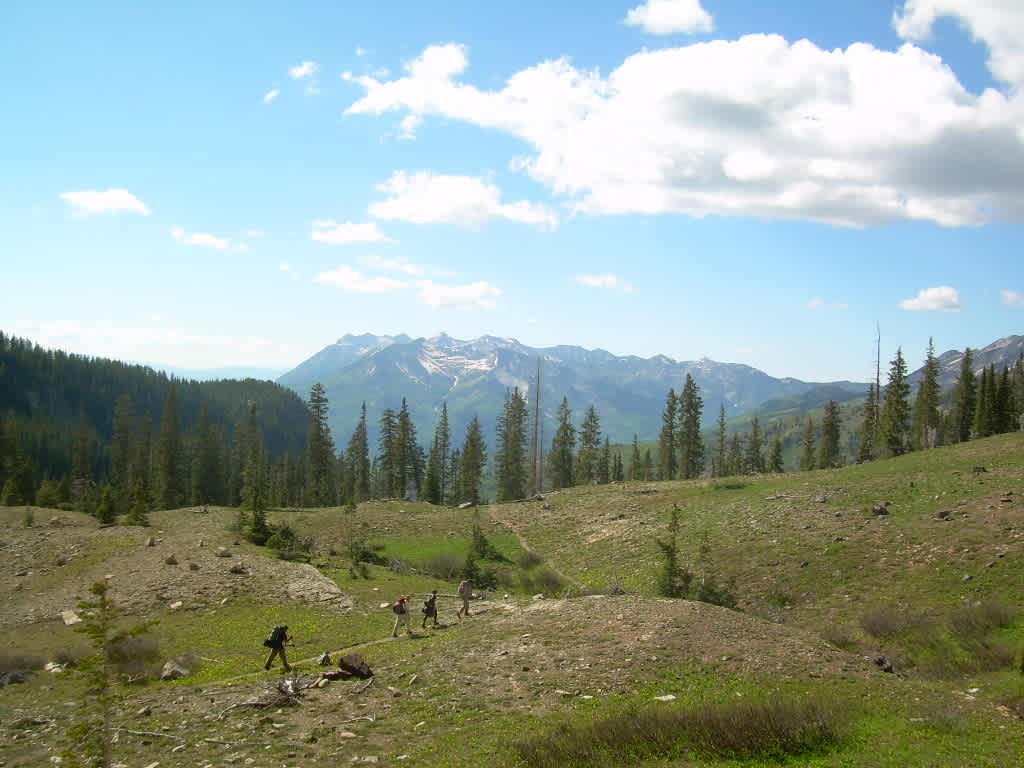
[60,188,150,216]
[313,265,408,294]
[369,171,558,229]
[289,61,318,79]
[356,47,369,57]
[311,220,396,244]
[173,228,234,252]
[625,0,714,35]
[416,280,500,310]
[899,285,962,311]
[305,80,321,96]
[397,114,423,140]
[574,274,634,292]
[894,0,1024,87]
[807,298,824,309]
[361,254,426,276]
[263,88,280,104]
[346,33,1024,228]
[1001,289,1024,306]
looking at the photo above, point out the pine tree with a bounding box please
[714,405,727,478]
[769,434,784,473]
[95,484,116,525]
[857,384,878,463]
[658,389,677,480]
[109,395,135,510]
[597,437,612,484]
[435,403,450,501]
[548,397,576,489]
[642,448,655,481]
[629,434,642,481]
[993,367,1012,433]
[307,383,335,506]
[676,374,704,479]
[800,418,816,471]
[880,347,911,456]
[376,408,397,498]
[744,416,764,474]
[72,420,94,510]
[457,416,487,505]
[818,400,841,469]
[124,477,149,526]
[725,434,743,477]
[346,403,371,502]
[911,338,942,450]
[153,383,182,510]
[575,405,602,485]
[191,407,221,505]
[495,389,529,501]
[612,452,624,482]
[132,412,153,510]
[953,348,977,442]
[973,365,992,438]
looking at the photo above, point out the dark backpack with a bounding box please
[264,625,287,647]
[392,601,407,615]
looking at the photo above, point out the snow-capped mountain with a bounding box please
[278,333,870,445]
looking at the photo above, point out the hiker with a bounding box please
[391,595,412,637]
[457,578,473,619]
[422,588,440,628]
[263,624,291,672]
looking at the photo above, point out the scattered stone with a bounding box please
[408,674,419,686]
[160,660,190,680]
[145,537,156,547]
[60,610,82,626]
[872,504,890,516]
[961,574,973,582]
[137,705,152,716]
[532,594,546,600]
[986,561,996,568]
[999,497,1013,504]
[44,662,66,674]
[215,547,232,557]
[457,501,475,509]
[15,569,28,577]
[387,686,403,697]
[799,561,809,568]
[189,562,200,571]
[937,510,951,520]
[541,503,552,510]
[168,601,183,611]
[815,495,828,503]
[873,655,894,673]
[338,653,374,679]
[164,555,178,565]
[228,563,247,574]
[56,556,67,566]
[318,652,332,666]
[972,466,987,474]
[834,536,845,542]
[170,745,186,753]
[653,694,676,702]
[0,670,34,687]
[339,731,358,739]
[554,689,573,697]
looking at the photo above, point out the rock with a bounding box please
[554,689,574,697]
[972,466,987,474]
[44,662,66,674]
[15,569,28,577]
[61,610,82,626]
[215,547,232,557]
[56,556,67,566]
[408,674,419,685]
[873,655,894,673]
[872,504,890,516]
[338,653,373,679]
[0,670,34,687]
[815,495,828,503]
[189,562,200,571]
[937,510,951,520]
[145,536,156,547]
[387,686,403,697]
[228,563,247,574]
[653,694,676,702]
[532,593,546,600]
[160,660,190,681]
[541,503,552,510]
[137,705,152,716]
[999,497,1013,504]
[164,555,178,565]
[168,601,183,611]
[961,574,973,582]
[171,744,186,753]
[318,652,332,666]
[457,501,475,509]
[339,731,358,739]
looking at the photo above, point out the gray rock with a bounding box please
[215,547,232,557]
[228,563,247,574]
[159,660,190,681]
[165,555,178,565]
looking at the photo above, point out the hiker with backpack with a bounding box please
[421,588,440,628]
[263,624,291,672]
[457,578,473,619]
[391,595,413,637]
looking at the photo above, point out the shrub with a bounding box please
[108,634,160,682]
[695,575,738,610]
[861,606,906,638]
[511,694,849,768]
[266,524,311,562]
[821,624,858,652]
[421,552,462,579]
[520,566,566,595]
[0,652,45,673]
[516,550,544,570]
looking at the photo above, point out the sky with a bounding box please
[2,0,1022,382]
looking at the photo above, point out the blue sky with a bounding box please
[2,0,1022,381]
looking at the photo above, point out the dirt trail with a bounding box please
[485,505,585,590]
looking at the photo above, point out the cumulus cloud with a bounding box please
[899,285,962,311]
[263,88,280,104]
[313,265,408,294]
[416,280,501,309]
[289,61,318,79]
[171,227,233,251]
[369,171,558,229]
[60,188,150,216]
[361,254,426,276]
[1001,289,1024,306]
[346,29,1024,228]
[574,274,634,292]
[397,114,423,140]
[311,220,396,244]
[894,0,1024,87]
[625,0,714,35]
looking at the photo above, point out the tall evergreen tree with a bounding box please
[435,403,450,501]
[993,367,1013,434]
[548,397,576,489]
[769,433,784,473]
[880,347,911,456]
[495,389,529,501]
[191,406,221,505]
[612,451,624,482]
[575,405,602,485]
[714,405,727,478]
[658,389,677,480]
[953,348,977,442]
[629,434,642,481]
[642,448,655,481]
[376,408,397,498]
[818,400,841,469]
[676,374,704,479]
[307,382,335,505]
[744,416,764,474]
[457,416,487,505]
[857,384,878,463]
[71,420,94,509]
[346,403,371,502]
[911,338,942,450]
[725,433,743,477]
[597,437,612,484]
[153,383,182,510]
[109,396,136,507]
[800,418,816,471]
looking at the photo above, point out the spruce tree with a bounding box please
[642,448,655,481]
[880,347,911,456]
[457,416,487,505]
[307,383,335,506]
[994,367,1012,433]
[911,338,941,450]
[769,434,784,473]
[744,416,764,474]
[109,395,135,510]
[612,452,624,482]
[857,384,878,463]
[658,389,677,480]
[677,374,704,479]
[973,365,992,438]
[725,434,743,477]
[495,389,529,501]
[714,405,727,478]
[376,408,398,498]
[818,400,841,469]
[575,405,602,485]
[953,348,977,442]
[629,434,642,481]
[597,437,612,484]
[72,420,94,510]
[191,407,221,505]
[800,418,816,471]
[153,383,182,510]
[95,484,116,526]
[548,397,576,489]
[346,403,371,502]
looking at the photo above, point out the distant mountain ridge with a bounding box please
[909,335,1024,389]
[278,333,871,446]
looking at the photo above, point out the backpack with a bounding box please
[392,600,407,615]
[458,580,472,598]
[263,625,286,647]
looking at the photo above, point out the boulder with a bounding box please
[338,652,373,679]
[318,652,332,666]
[228,563,247,574]
[165,554,178,565]
[872,504,890,516]
[188,562,200,571]
[215,547,232,557]
[145,536,156,547]
[0,670,34,687]
[160,660,190,680]
[457,501,475,509]
[60,610,82,626]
